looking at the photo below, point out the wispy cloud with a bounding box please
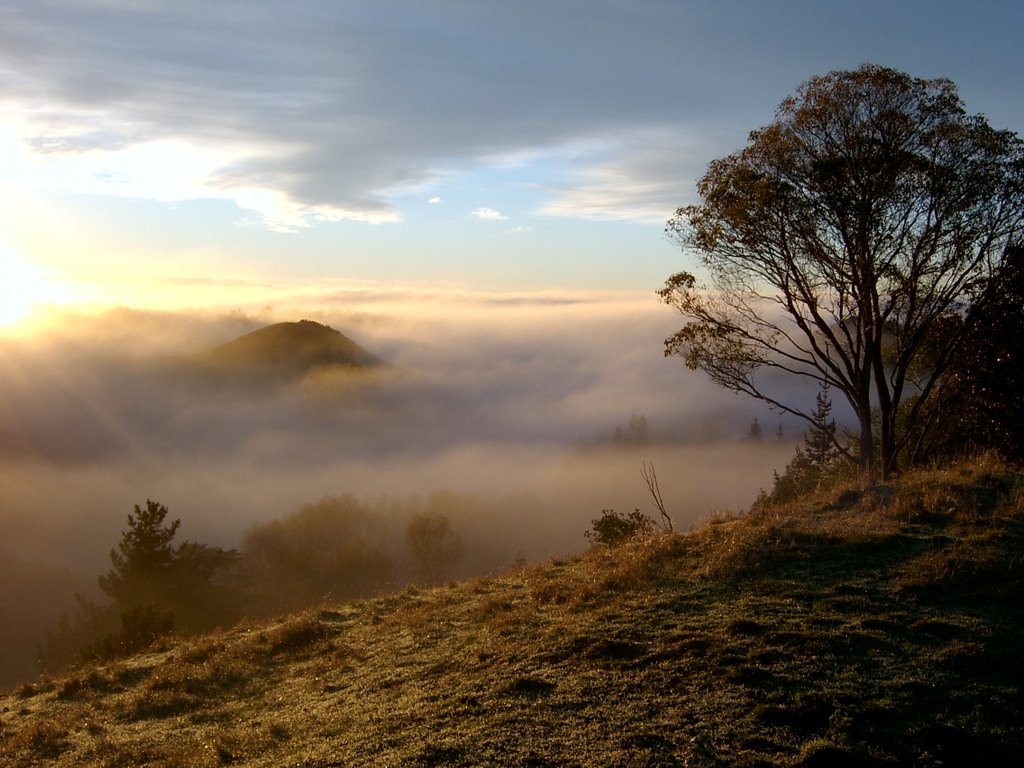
[535,129,706,224]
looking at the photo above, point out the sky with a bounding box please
[1,0,1023,326]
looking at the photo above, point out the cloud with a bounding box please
[471,207,508,221]
[535,129,709,224]
[3,2,1018,234]
[503,225,532,235]
[428,196,442,204]
[162,276,265,289]
[0,1,846,229]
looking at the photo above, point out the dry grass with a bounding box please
[2,457,1022,766]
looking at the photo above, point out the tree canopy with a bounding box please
[99,500,181,609]
[911,245,1024,463]
[98,500,238,629]
[660,64,1024,478]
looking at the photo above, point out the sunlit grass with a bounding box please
[2,456,1022,765]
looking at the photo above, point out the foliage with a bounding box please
[769,386,848,502]
[585,509,654,547]
[42,501,239,673]
[241,494,395,615]
[38,596,120,673]
[406,512,461,584]
[83,605,175,662]
[98,500,181,608]
[911,246,1024,464]
[612,411,649,445]
[101,501,239,632]
[660,64,1024,479]
[168,542,242,632]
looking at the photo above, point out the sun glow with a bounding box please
[0,251,71,331]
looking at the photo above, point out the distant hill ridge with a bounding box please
[195,320,383,375]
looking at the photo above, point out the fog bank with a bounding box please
[0,291,799,687]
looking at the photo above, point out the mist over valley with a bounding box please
[0,293,793,688]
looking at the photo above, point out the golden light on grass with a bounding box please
[2,456,1021,766]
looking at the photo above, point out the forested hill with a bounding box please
[3,456,1022,766]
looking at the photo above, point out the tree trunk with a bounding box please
[879,404,898,481]
[857,405,876,481]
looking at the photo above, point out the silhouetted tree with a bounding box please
[613,412,650,445]
[99,500,180,609]
[169,542,241,633]
[804,387,839,469]
[42,500,239,672]
[748,417,763,442]
[660,64,1024,479]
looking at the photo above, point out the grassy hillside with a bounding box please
[2,456,1022,766]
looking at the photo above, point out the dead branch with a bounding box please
[642,461,673,532]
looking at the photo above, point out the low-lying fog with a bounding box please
[0,290,799,687]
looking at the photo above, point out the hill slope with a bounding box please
[194,319,383,378]
[3,458,1022,766]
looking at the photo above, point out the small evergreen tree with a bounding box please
[769,386,845,502]
[99,500,181,609]
[804,388,838,468]
[42,500,239,673]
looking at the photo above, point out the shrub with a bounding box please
[82,604,174,662]
[585,509,654,547]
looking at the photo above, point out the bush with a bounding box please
[585,509,654,547]
[83,605,174,662]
